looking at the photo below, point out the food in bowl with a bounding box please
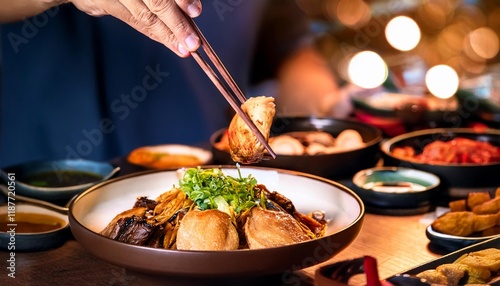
[127,144,212,169]
[0,201,69,251]
[381,128,500,192]
[23,170,104,188]
[391,137,500,164]
[226,96,275,164]
[0,159,120,201]
[351,167,440,209]
[0,211,65,233]
[431,188,500,237]
[216,129,365,156]
[70,166,364,276]
[100,167,327,250]
[212,117,383,180]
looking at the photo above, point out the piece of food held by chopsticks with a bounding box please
[100,167,327,251]
[227,96,276,164]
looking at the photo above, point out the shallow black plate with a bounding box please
[425,225,500,253]
[389,236,500,284]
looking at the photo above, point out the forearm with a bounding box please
[0,0,67,23]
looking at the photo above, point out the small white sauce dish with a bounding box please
[352,167,441,209]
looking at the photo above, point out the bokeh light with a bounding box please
[467,27,500,60]
[425,65,459,99]
[347,51,388,89]
[385,16,421,51]
[335,0,371,28]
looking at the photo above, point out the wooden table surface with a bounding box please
[2,210,446,286]
[1,161,451,286]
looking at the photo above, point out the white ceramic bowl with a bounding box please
[69,166,364,278]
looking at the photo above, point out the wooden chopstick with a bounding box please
[184,15,276,159]
[185,17,246,104]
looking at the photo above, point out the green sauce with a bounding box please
[23,170,103,187]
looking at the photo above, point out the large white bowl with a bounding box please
[69,166,364,278]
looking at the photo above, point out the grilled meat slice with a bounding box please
[103,215,156,245]
[100,207,147,237]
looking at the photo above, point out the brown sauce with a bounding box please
[0,212,66,233]
[22,170,103,187]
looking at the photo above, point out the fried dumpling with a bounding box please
[244,207,310,249]
[227,96,275,164]
[269,135,304,155]
[176,209,239,251]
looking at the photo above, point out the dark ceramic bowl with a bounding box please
[381,128,500,197]
[0,200,69,252]
[458,73,500,128]
[69,166,364,278]
[0,159,120,202]
[352,167,441,208]
[210,116,383,180]
[351,90,463,136]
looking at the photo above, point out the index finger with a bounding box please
[143,0,202,53]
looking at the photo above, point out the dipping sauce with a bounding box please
[363,181,427,193]
[0,212,66,233]
[22,170,103,187]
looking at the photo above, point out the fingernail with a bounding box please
[187,3,201,17]
[178,43,189,56]
[184,34,199,51]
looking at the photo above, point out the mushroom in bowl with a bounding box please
[211,116,383,180]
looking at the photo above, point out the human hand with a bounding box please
[69,0,202,57]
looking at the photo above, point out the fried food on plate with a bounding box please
[467,192,492,210]
[227,96,276,164]
[127,144,211,169]
[431,211,497,237]
[433,189,500,237]
[416,248,500,286]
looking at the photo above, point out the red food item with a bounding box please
[392,137,500,164]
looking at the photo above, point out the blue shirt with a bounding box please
[0,1,269,167]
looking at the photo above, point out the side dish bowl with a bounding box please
[0,199,69,252]
[68,166,365,278]
[0,159,120,202]
[352,167,441,209]
[211,116,383,180]
[381,128,500,197]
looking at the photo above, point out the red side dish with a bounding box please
[392,137,500,164]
